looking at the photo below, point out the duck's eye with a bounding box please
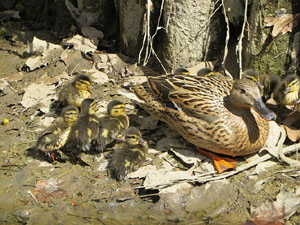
[240,89,246,94]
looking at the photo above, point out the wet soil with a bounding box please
[1,21,300,225]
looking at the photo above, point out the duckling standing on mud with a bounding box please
[57,74,92,112]
[98,100,130,152]
[109,127,148,181]
[274,75,300,108]
[35,106,79,162]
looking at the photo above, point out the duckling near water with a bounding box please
[109,127,148,181]
[274,75,300,108]
[35,106,79,162]
[68,98,100,154]
[97,100,130,152]
[57,74,92,112]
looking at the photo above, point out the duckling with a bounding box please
[261,74,280,102]
[109,127,148,181]
[197,68,222,79]
[242,69,264,89]
[174,68,190,75]
[274,75,300,107]
[35,106,79,162]
[98,100,130,152]
[57,74,92,112]
[242,69,280,102]
[67,98,100,155]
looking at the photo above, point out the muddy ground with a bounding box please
[1,21,300,225]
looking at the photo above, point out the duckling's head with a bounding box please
[230,79,276,121]
[174,68,190,75]
[81,98,96,114]
[107,100,127,117]
[61,106,79,126]
[125,127,144,146]
[197,68,215,77]
[242,69,264,89]
[73,74,91,91]
[283,75,299,94]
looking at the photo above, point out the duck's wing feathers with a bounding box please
[147,75,231,120]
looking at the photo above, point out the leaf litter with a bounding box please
[2,31,300,223]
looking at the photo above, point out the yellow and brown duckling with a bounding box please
[35,106,79,162]
[57,74,92,112]
[98,100,130,152]
[242,69,264,89]
[274,75,300,108]
[126,72,276,173]
[243,69,280,102]
[109,127,148,181]
[197,68,222,79]
[67,98,100,154]
[174,68,190,75]
[261,74,280,102]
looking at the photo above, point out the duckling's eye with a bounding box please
[289,80,298,87]
[126,135,137,139]
[240,89,246,94]
[246,75,257,82]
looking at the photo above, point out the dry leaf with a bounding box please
[31,178,67,203]
[27,36,61,54]
[248,189,300,224]
[265,13,300,37]
[62,35,97,54]
[169,148,206,166]
[282,111,300,142]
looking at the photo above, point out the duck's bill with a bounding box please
[283,86,290,95]
[253,98,276,121]
[256,81,264,89]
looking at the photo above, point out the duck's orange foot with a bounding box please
[196,148,237,173]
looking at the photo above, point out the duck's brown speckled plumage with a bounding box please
[130,72,275,156]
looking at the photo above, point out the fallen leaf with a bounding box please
[249,189,300,224]
[265,13,300,37]
[31,178,67,203]
[27,37,61,54]
[169,148,206,166]
[281,111,300,142]
[85,69,109,85]
[62,35,97,54]
[59,49,82,67]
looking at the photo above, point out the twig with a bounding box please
[236,0,248,79]
[278,144,300,167]
[140,143,300,190]
[221,0,230,73]
[138,0,167,73]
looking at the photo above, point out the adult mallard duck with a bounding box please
[124,71,276,173]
